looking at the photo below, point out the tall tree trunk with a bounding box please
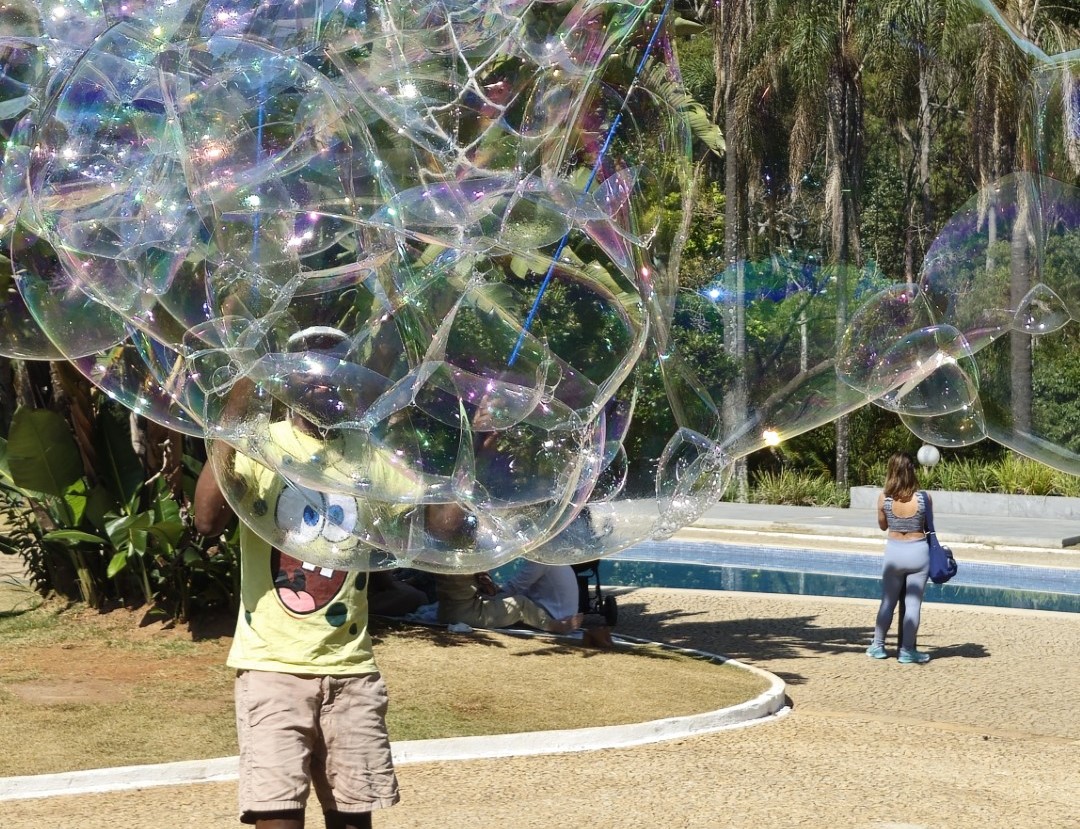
[717,0,750,501]
[0,357,15,434]
[50,362,98,486]
[1007,1,1039,438]
[979,88,1004,274]
[1009,182,1034,434]
[824,25,864,495]
[903,206,918,285]
[918,57,933,241]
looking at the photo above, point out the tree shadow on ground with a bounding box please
[189,608,237,641]
[607,589,992,684]
[511,634,693,662]
[373,618,618,658]
[371,617,521,650]
[608,591,875,686]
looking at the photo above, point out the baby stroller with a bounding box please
[565,508,618,642]
[571,559,619,627]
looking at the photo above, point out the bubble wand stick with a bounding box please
[507,0,674,366]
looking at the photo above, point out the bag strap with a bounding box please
[922,490,936,534]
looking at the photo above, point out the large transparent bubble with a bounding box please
[2,0,1079,572]
[918,172,1080,472]
[660,1,1080,498]
[0,0,703,571]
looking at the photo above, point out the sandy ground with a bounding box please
[6,586,1079,829]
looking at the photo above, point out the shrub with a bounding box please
[1050,471,1080,497]
[930,458,996,493]
[995,454,1059,495]
[1,405,237,620]
[747,469,848,507]
[849,452,1080,497]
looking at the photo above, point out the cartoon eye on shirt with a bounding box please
[271,487,361,615]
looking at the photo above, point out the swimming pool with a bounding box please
[601,539,1080,613]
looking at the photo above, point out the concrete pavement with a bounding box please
[695,499,1080,548]
[7,588,1080,829]
[684,498,1080,570]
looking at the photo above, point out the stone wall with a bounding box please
[848,486,1080,519]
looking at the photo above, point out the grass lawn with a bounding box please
[0,595,768,777]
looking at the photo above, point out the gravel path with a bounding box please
[7,587,1079,829]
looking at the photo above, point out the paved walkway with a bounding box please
[683,499,1080,570]
[4,502,1080,827]
[697,498,1080,547]
[6,588,1078,829]
[0,554,38,616]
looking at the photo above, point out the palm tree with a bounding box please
[714,0,756,499]
[968,3,1080,436]
[754,0,876,491]
[874,0,977,283]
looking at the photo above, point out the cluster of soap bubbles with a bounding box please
[683,8,1080,481]
[897,172,1080,472]
[2,0,1078,574]
[0,0,707,571]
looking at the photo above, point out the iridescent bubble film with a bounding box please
[670,1,1080,487]
[2,0,1079,571]
[0,0,700,571]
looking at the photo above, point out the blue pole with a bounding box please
[508,0,673,366]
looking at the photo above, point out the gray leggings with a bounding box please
[872,538,930,651]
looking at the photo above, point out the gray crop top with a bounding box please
[883,491,926,533]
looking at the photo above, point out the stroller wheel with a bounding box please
[603,595,618,627]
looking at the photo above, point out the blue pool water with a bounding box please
[598,539,1080,613]
[491,540,1080,613]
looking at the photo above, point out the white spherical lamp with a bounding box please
[916,444,941,468]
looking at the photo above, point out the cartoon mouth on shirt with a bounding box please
[271,548,347,615]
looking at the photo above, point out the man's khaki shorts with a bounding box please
[235,670,400,822]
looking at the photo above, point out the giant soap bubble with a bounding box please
[2,0,1079,573]
[663,0,1080,489]
[0,0,710,572]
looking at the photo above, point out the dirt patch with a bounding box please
[7,678,130,705]
[3,632,226,705]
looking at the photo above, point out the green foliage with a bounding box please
[858,452,1080,496]
[749,404,910,482]
[96,406,145,506]
[858,116,908,279]
[744,468,848,506]
[5,409,83,500]
[994,453,1059,495]
[1032,326,1080,455]
[760,426,835,477]
[622,360,676,495]
[923,459,996,493]
[0,405,237,620]
[678,180,725,266]
[675,27,716,112]
[1,413,101,605]
[847,406,922,479]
